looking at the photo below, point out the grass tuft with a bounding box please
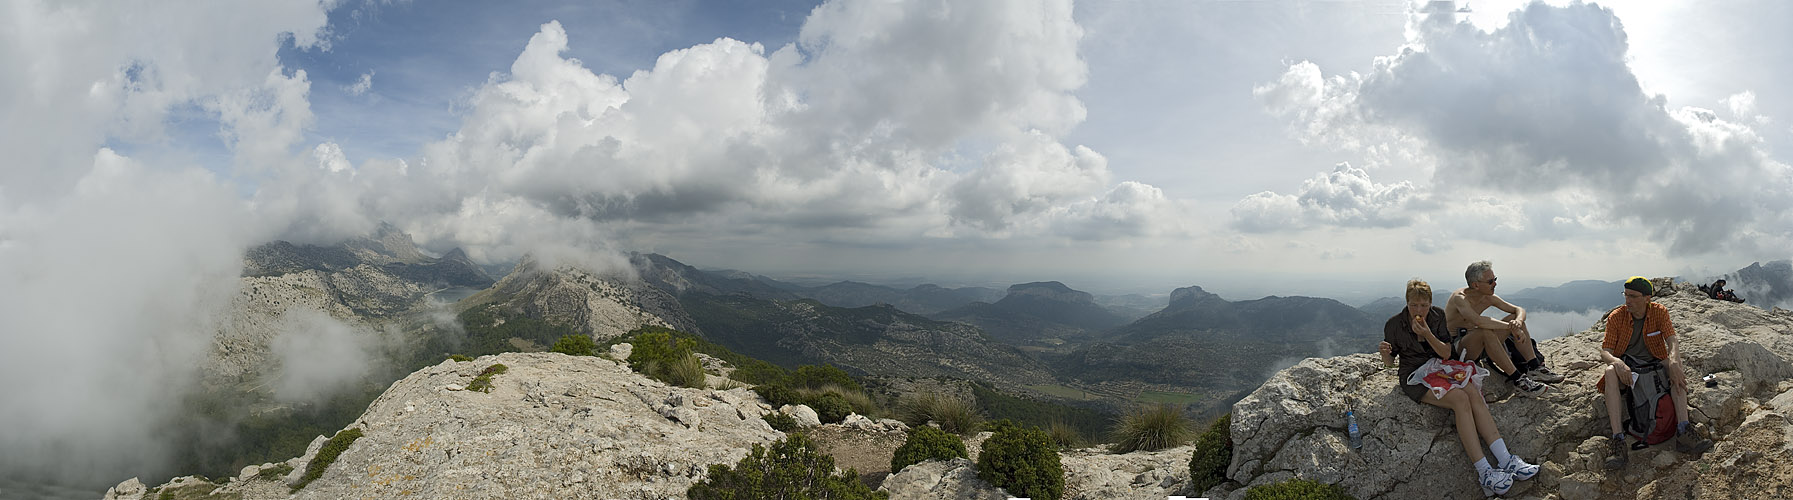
[1109,404,1190,453]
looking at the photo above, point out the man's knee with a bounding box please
[1601,366,1625,395]
[1666,360,1689,388]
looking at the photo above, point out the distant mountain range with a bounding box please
[1060,285,1381,416]
[1356,279,1624,316]
[930,281,1131,346]
[1720,260,1793,308]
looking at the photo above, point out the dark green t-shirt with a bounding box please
[1625,317,1657,363]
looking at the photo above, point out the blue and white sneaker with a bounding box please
[1503,455,1539,481]
[1479,466,1514,497]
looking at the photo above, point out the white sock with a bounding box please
[1489,439,1513,467]
[1475,457,1492,475]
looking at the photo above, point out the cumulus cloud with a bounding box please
[270,310,378,403]
[354,0,1185,254]
[1254,2,1793,255]
[0,151,256,487]
[1230,163,1416,232]
[344,70,375,96]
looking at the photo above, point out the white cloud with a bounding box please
[313,142,351,172]
[1254,2,1793,256]
[270,310,378,403]
[0,151,256,486]
[1230,163,1416,232]
[344,71,374,96]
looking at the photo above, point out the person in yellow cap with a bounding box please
[1596,276,1713,469]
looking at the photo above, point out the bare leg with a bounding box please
[1421,388,1485,463]
[1466,329,1519,375]
[1667,361,1691,425]
[1603,365,1627,435]
[1500,314,1539,361]
[1468,383,1502,445]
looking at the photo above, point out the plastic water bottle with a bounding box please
[1347,410,1362,449]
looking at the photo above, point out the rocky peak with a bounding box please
[1004,281,1092,303]
[475,258,698,339]
[1215,278,1793,499]
[1167,285,1224,309]
[113,352,785,499]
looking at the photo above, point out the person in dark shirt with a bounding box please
[1380,279,1536,495]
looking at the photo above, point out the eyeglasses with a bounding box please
[1481,278,1497,285]
[1623,292,1645,299]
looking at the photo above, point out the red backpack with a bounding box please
[1623,360,1677,446]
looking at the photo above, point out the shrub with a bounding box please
[753,383,802,407]
[976,421,1064,500]
[448,354,473,363]
[467,363,508,393]
[1109,404,1191,453]
[668,352,708,389]
[762,412,798,432]
[890,426,968,473]
[550,334,596,357]
[809,392,853,424]
[897,392,984,436]
[291,427,363,491]
[628,331,701,386]
[792,364,864,393]
[1046,420,1087,449]
[256,463,293,481]
[687,432,887,500]
[1243,479,1354,500]
[800,383,879,418]
[1188,413,1233,494]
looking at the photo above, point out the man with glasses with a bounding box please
[1597,276,1713,469]
[1445,260,1562,396]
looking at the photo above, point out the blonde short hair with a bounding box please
[1406,278,1432,303]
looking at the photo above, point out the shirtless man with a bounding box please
[1445,260,1564,396]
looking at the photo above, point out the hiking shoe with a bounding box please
[1527,365,1564,384]
[1479,466,1514,497]
[1503,455,1540,481]
[1674,427,1714,456]
[1603,436,1628,470]
[1510,373,1549,396]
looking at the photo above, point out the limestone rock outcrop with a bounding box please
[466,257,697,340]
[1217,280,1793,499]
[1061,444,1197,499]
[878,458,1010,499]
[114,352,781,500]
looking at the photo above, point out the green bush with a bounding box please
[1189,413,1233,494]
[669,352,708,389]
[256,463,293,481]
[753,383,802,407]
[628,330,703,387]
[291,427,363,491]
[891,426,968,473]
[1110,404,1191,453]
[763,412,798,432]
[687,432,887,500]
[467,363,508,393]
[448,354,473,363]
[976,421,1064,500]
[1243,479,1354,500]
[809,392,853,424]
[792,364,863,393]
[550,334,596,356]
[1047,420,1087,449]
[897,392,984,436]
